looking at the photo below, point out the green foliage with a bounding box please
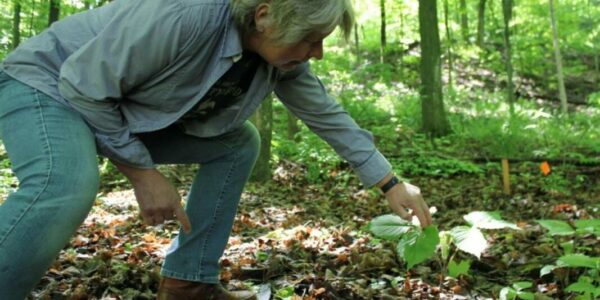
[447,259,470,278]
[464,211,521,230]
[537,219,600,236]
[396,226,439,269]
[499,281,535,300]
[558,254,600,269]
[274,286,295,300]
[537,220,600,299]
[449,211,520,259]
[537,220,575,236]
[369,211,518,270]
[565,276,600,300]
[367,214,411,240]
[449,226,487,259]
[368,214,439,268]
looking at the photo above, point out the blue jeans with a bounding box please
[0,72,260,299]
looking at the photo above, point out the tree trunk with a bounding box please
[459,0,469,42]
[250,97,273,183]
[286,110,300,141]
[595,54,599,75]
[502,0,515,115]
[398,9,405,77]
[443,0,454,93]
[548,0,568,114]
[12,0,21,49]
[28,0,35,37]
[354,22,360,65]
[477,0,487,47]
[419,0,451,137]
[48,0,60,26]
[380,0,386,63]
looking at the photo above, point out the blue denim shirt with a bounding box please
[0,0,392,187]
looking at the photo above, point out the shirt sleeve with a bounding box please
[58,0,199,168]
[274,63,392,187]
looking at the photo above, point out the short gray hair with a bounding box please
[230,0,355,45]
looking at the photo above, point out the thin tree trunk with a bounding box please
[419,0,451,137]
[354,22,360,66]
[286,111,300,141]
[502,0,515,115]
[380,0,386,64]
[12,0,21,49]
[398,11,404,77]
[459,0,469,43]
[489,0,500,34]
[28,0,35,37]
[250,97,273,183]
[477,0,487,47]
[443,0,454,95]
[595,54,599,75]
[548,0,568,114]
[48,0,60,26]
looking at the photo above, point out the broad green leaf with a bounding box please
[557,254,600,269]
[540,264,558,277]
[513,281,533,290]
[565,281,597,294]
[537,220,575,236]
[450,226,487,259]
[448,259,470,278]
[396,226,439,269]
[500,287,517,300]
[464,211,520,230]
[574,219,600,235]
[369,214,412,240]
[516,291,534,300]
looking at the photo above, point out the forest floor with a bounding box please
[6,159,597,300]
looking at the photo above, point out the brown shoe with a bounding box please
[156,277,257,300]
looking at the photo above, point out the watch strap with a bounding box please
[380,175,399,193]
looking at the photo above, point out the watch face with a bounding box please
[381,176,399,193]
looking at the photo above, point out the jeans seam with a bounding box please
[196,148,240,275]
[0,91,54,246]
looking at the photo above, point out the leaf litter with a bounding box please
[11,160,599,299]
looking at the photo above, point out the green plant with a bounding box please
[537,219,600,299]
[368,214,439,268]
[499,281,535,300]
[537,219,600,237]
[368,211,520,276]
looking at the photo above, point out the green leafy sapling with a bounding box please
[368,214,439,269]
[368,211,519,277]
[499,281,535,300]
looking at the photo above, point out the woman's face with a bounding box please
[246,4,332,71]
[256,30,330,71]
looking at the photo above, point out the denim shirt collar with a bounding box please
[221,20,244,62]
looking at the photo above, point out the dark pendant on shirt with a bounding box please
[180,51,262,121]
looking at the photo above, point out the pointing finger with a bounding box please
[174,204,192,234]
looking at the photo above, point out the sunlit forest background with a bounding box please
[0,0,599,299]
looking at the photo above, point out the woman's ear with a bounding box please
[254,3,270,32]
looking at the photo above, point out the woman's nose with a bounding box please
[309,42,323,60]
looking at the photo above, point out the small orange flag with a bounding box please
[540,161,551,176]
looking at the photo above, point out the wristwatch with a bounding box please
[380,175,400,193]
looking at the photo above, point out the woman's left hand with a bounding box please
[378,174,433,227]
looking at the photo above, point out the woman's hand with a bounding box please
[378,174,433,227]
[112,161,191,233]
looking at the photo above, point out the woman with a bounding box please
[0,0,432,299]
